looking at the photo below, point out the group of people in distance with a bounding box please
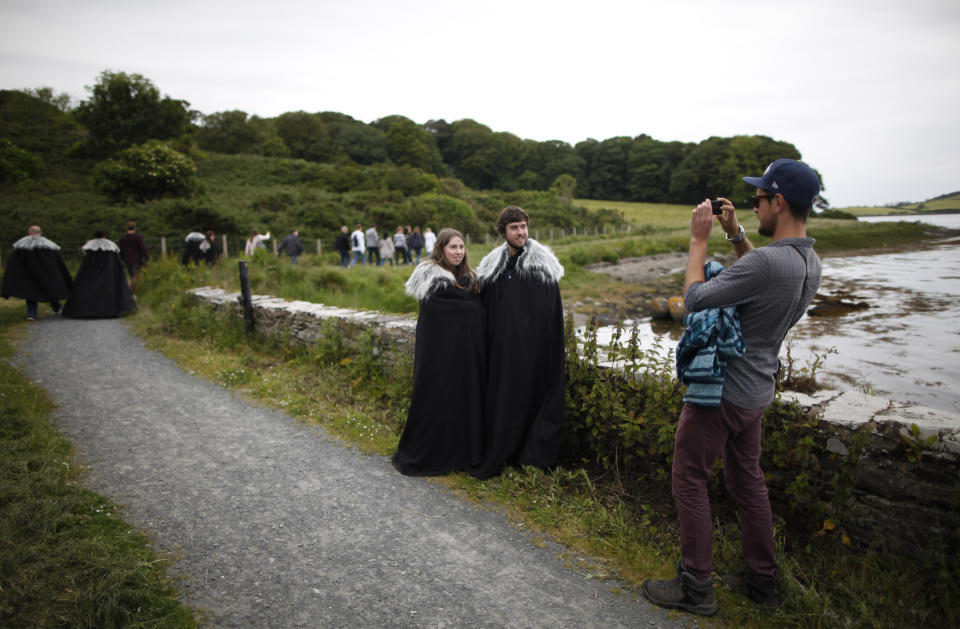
[182,227,223,266]
[335,224,435,268]
[392,159,823,618]
[1,224,138,319]
[393,205,565,480]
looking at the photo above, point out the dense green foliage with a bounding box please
[93,139,200,202]
[2,69,828,217]
[0,139,44,183]
[0,303,196,627]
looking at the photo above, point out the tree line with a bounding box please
[1,70,826,208]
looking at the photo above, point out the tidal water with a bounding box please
[580,214,960,413]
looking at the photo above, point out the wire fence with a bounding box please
[1,224,639,265]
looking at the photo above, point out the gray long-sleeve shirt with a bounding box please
[684,238,822,408]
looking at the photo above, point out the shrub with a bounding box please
[93,140,199,202]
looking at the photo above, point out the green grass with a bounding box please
[833,192,960,215]
[575,198,696,228]
[0,301,197,628]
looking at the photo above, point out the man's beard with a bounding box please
[757,216,776,238]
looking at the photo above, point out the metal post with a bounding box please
[238,261,255,334]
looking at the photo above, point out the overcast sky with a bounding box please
[2,0,958,207]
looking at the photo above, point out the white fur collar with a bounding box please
[476,238,564,286]
[82,238,120,253]
[185,232,205,242]
[405,261,456,302]
[12,235,60,251]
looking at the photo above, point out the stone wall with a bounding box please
[189,287,960,556]
[190,286,416,358]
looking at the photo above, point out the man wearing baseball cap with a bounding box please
[642,159,823,616]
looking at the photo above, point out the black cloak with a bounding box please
[1,235,72,302]
[182,231,206,265]
[392,261,486,476]
[62,238,137,318]
[470,239,565,479]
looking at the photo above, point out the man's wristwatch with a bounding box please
[725,225,745,244]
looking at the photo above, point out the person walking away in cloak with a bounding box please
[279,229,305,266]
[365,224,380,266]
[182,227,205,266]
[1,225,72,320]
[642,159,823,617]
[392,228,485,476]
[423,226,436,256]
[335,226,351,268]
[201,231,221,266]
[62,229,137,318]
[471,206,565,479]
[117,221,148,278]
[378,231,394,266]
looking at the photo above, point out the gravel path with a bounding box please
[17,316,695,628]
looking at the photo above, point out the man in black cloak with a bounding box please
[471,206,565,479]
[62,230,137,318]
[1,225,72,320]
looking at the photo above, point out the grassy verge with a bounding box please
[0,301,197,628]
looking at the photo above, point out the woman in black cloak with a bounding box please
[62,230,137,318]
[392,228,486,476]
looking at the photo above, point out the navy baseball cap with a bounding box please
[742,159,820,205]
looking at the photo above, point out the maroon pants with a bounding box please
[671,400,777,581]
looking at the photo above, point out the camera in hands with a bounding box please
[710,200,724,215]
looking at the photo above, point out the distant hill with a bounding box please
[840,192,960,216]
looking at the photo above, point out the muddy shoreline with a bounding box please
[576,234,960,326]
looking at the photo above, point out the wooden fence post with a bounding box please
[238,261,255,334]
[160,237,167,258]
[221,234,228,259]
[316,239,322,255]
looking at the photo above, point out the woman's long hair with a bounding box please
[429,228,478,292]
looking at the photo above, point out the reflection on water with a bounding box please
[579,224,960,413]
